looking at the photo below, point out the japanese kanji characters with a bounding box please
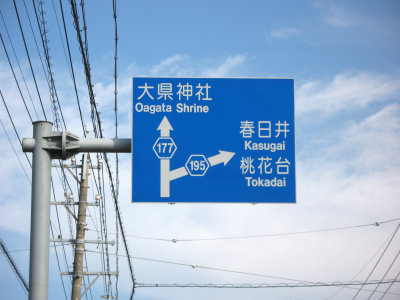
[239,120,292,178]
[240,121,255,138]
[157,83,173,100]
[240,157,255,174]
[240,120,290,139]
[240,156,291,175]
[137,83,154,100]
[136,82,213,101]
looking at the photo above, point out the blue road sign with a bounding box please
[132,77,295,203]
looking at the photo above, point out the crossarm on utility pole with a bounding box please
[22,122,131,300]
[22,131,131,160]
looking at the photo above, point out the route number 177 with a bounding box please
[153,137,177,159]
[157,142,174,153]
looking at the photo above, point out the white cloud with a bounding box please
[319,4,357,28]
[201,54,247,77]
[128,54,247,79]
[298,102,400,215]
[150,54,188,75]
[297,72,400,115]
[270,28,301,39]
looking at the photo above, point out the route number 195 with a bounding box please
[185,155,210,176]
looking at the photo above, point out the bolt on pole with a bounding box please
[23,121,131,300]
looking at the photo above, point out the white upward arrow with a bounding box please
[207,150,235,166]
[157,116,173,137]
[157,116,173,198]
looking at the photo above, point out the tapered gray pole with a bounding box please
[23,122,131,299]
[29,121,53,300]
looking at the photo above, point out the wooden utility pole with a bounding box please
[23,122,129,300]
[71,153,89,300]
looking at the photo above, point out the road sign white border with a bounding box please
[131,76,296,204]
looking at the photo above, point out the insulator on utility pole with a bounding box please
[22,121,130,300]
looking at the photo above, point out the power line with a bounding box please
[69,0,101,138]
[50,222,69,300]
[85,250,326,284]
[58,0,86,135]
[379,269,400,299]
[63,6,118,294]
[325,225,400,300]
[0,90,32,167]
[367,245,400,299]
[0,118,31,184]
[99,161,113,297]
[352,222,400,299]
[0,88,24,144]
[31,4,77,274]
[50,0,72,76]
[134,280,400,289]
[112,0,119,298]
[22,0,50,84]
[0,9,39,119]
[32,0,66,130]
[69,1,136,297]
[51,180,72,289]
[0,32,33,122]
[12,0,48,121]
[0,237,29,294]
[87,217,400,243]
[84,249,400,295]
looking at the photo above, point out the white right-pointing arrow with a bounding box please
[207,150,235,167]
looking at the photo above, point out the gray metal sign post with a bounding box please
[22,121,131,300]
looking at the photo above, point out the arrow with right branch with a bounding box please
[169,150,235,181]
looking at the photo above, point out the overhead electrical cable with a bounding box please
[69,1,136,297]
[324,225,400,300]
[51,179,72,281]
[50,222,69,300]
[112,0,120,296]
[0,10,39,119]
[366,245,400,299]
[352,222,400,299]
[31,0,66,130]
[58,0,86,135]
[69,0,100,138]
[87,217,400,243]
[12,0,47,120]
[0,32,33,122]
[0,237,29,294]
[0,118,31,184]
[379,269,400,299]
[0,90,32,167]
[22,0,50,84]
[84,249,400,296]
[100,164,113,296]
[134,280,400,289]
[50,0,72,76]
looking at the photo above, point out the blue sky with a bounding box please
[0,0,400,299]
